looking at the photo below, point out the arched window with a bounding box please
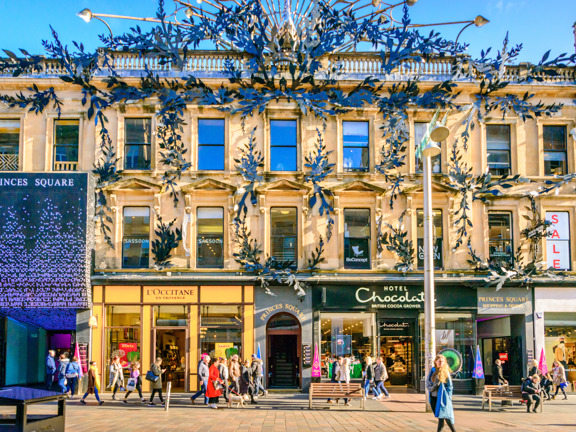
[267,313,300,332]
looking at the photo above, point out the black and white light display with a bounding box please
[0,173,91,309]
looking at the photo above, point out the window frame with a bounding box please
[488,211,514,268]
[53,119,80,170]
[270,207,298,269]
[543,125,568,176]
[123,117,152,171]
[269,119,299,172]
[196,206,225,269]
[485,124,511,177]
[197,118,225,171]
[121,206,151,269]
[0,118,21,172]
[343,208,371,270]
[342,120,370,172]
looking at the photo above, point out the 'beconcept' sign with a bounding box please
[546,211,570,270]
[355,286,424,309]
[0,173,91,308]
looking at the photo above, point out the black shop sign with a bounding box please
[379,320,415,336]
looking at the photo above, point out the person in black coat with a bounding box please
[363,356,376,399]
[240,360,257,404]
[492,359,508,385]
[521,375,541,413]
[540,373,553,400]
[327,357,342,403]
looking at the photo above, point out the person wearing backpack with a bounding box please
[65,356,82,399]
[57,354,69,394]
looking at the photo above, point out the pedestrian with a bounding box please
[190,354,210,405]
[108,356,124,400]
[341,357,351,406]
[327,356,341,404]
[528,359,540,377]
[80,361,104,406]
[426,354,456,432]
[541,373,553,400]
[521,374,541,413]
[251,354,268,397]
[492,359,508,385]
[57,354,68,394]
[207,357,223,409]
[373,356,391,400]
[45,350,56,390]
[218,357,229,402]
[229,354,241,394]
[123,361,146,404]
[65,356,82,400]
[363,356,375,399]
[148,357,166,406]
[551,360,568,400]
[240,359,257,404]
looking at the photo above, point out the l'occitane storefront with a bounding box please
[92,284,254,392]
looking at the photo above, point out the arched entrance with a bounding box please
[266,312,301,388]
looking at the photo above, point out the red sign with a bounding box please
[499,353,509,362]
[118,343,139,366]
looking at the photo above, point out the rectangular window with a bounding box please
[270,119,297,171]
[124,118,152,170]
[122,207,150,268]
[417,210,443,269]
[271,207,297,268]
[197,207,224,268]
[200,305,242,359]
[486,125,511,176]
[343,121,369,171]
[105,305,141,378]
[198,119,225,171]
[0,119,20,171]
[53,119,79,171]
[546,211,571,270]
[488,212,513,268]
[414,122,441,174]
[344,209,371,269]
[544,126,567,175]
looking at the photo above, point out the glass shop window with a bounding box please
[270,119,297,171]
[200,305,242,360]
[416,209,443,269]
[343,121,369,171]
[0,119,20,171]
[486,124,511,176]
[344,209,371,269]
[544,125,567,176]
[197,207,224,268]
[271,207,297,268]
[414,122,441,174]
[154,305,188,327]
[488,212,513,268]
[124,118,152,170]
[53,119,79,170]
[105,306,141,379]
[198,119,225,170]
[122,207,150,269]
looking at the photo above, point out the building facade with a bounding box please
[1,51,576,391]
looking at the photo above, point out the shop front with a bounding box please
[91,284,254,392]
[255,286,313,390]
[535,287,576,385]
[314,282,477,393]
[476,287,533,385]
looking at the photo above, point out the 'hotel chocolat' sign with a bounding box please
[355,286,424,309]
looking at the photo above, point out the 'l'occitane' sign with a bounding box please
[143,286,197,303]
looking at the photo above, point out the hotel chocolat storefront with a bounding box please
[313,282,477,392]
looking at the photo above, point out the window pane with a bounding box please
[414,122,441,173]
[486,125,510,149]
[270,146,297,171]
[544,154,566,176]
[123,207,150,269]
[321,313,374,362]
[198,145,225,170]
[271,208,297,265]
[126,118,151,144]
[543,126,566,151]
[154,305,188,327]
[0,120,19,159]
[197,207,224,268]
[417,210,443,269]
[55,120,79,146]
[343,147,369,171]
[55,146,78,162]
[125,144,151,170]
[106,306,141,327]
[344,209,370,269]
[489,213,513,267]
[123,207,150,235]
[198,119,225,145]
[200,305,242,359]
[344,209,370,238]
[343,121,369,147]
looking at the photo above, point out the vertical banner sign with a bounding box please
[312,343,321,378]
[472,345,484,379]
[546,212,570,270]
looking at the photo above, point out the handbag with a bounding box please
[213,380,223,391]
[145,371,159,382]
[126,378,137,391]
[66,372,78,379]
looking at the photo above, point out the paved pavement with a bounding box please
[1,390,574,431]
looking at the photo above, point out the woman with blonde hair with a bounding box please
[551,360,568,400]
[528,359,540,377]
[426,354,456,432]
[363,356,375,400]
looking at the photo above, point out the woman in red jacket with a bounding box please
[206,358,223,409]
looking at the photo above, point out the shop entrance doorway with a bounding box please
[380,336,414,388]
[267,313,301,388]
[154,329,188,392]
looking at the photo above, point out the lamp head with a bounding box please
[77,8,93,23]
[429,124,450,142]
[406,0,418,6]
[474,15,489,27]
[422,141,442,157]
[185,7,194,18]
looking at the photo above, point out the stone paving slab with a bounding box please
[1,391,574,431]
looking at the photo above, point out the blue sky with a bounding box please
[0,0,573,63]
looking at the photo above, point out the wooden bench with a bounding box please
[482,385,544,412]
[309,383,365,410]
